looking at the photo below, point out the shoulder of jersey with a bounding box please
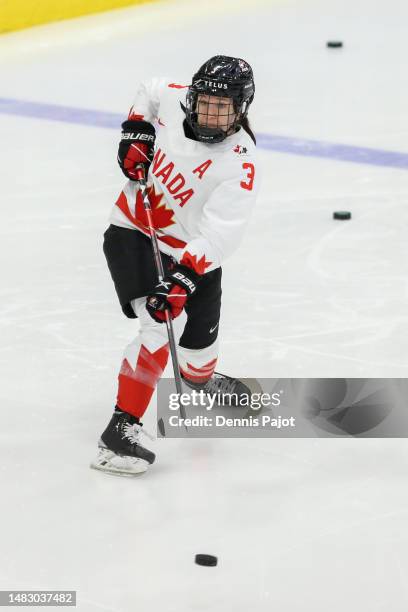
[155,77,190,95]
[226,129,257,163]
[152,78,189,112]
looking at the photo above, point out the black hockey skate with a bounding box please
[90,407,155,476]
[182,372,261,407]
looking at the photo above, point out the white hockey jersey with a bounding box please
[109,78,260,275]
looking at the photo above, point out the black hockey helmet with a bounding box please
[184,55,255,144]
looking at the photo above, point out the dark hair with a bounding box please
[241,116,256,145]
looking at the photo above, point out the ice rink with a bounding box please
[1,0,408,609]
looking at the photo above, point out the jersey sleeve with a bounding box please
[127,78,167,122]
[179,159,260,274]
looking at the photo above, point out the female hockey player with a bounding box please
[91,55,260,476]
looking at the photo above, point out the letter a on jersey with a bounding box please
[193,159,212,180]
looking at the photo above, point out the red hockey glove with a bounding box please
[117,120,155,180]
[146,265,200,323]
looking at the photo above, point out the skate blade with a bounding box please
[90,462,147,477]
[90,448,149,477]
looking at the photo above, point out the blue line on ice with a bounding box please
[0,97,119,129]
[2,96,408,170]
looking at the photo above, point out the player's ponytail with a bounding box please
[241,117,256,145]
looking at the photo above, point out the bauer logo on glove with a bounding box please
[172,271,197,294]
[121,132,155,142]
[117,119,156,180]
[146,265,200,322]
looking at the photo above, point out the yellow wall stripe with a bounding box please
[0,0,158,35]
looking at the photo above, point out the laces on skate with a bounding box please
[122,421,155,443]
[204,375,237,396]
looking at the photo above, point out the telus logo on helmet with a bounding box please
[202,81,228,90]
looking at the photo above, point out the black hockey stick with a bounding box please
[134,165,186,426]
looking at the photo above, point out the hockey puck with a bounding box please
[195,554,218,567]
[333,211,351,220]
[327,40,343,48]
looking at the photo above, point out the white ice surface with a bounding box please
[1,0,408,610]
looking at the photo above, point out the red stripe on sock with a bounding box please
[117,343,169,418]
[186,358,217,374]
[180,368,211,384]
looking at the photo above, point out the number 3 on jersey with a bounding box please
[240,162,255,191]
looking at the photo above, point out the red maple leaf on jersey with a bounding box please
[135,185,175,230]
[116,184,175,231]
[180,251,212,275]
[115,186,187,249]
